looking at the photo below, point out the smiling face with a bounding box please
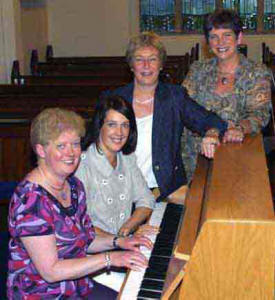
[131,46,162,88]
[99,109,130,160]
[208,28,242,62]
[37,129,81,180]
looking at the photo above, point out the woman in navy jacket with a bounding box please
[100,32,229,201]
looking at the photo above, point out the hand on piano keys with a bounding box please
[111,235,153,271]
[134,224,160,237]
[119,202,185,299]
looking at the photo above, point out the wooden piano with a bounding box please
[119,134,275,299]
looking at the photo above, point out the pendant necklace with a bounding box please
[134,97,154,104]
[38,167,67,201]
[221,77,229,85]
[218,69,236,85]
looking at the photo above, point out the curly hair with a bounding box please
[30,108,86,152]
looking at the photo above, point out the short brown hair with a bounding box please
[126,31,167,67]
[204,9,243,43]
[30,108,86,152]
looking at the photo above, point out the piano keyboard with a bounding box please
[120,202,185,300]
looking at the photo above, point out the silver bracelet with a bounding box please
[104,251,111,275]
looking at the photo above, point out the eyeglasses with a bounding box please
[104,121,130,129]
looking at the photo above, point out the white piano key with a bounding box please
[120,202,167,300]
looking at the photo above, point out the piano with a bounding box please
[119,201,185,299]
[119,134,275,300]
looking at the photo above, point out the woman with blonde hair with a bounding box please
[7,108,151,299]
[102,31,230,201]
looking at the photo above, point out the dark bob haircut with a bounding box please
[204,9,243,43]
[83,95,137,155]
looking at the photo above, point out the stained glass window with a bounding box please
[264,0,275,30]
[140,0,176,32]
[181,0,215,32]
[140,0,275,33]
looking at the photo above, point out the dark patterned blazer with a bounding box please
[101,81,228,200]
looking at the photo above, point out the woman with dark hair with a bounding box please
[182,9,271,181]
[76,95,155,238]
[75,96,155,291]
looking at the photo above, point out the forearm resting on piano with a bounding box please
[118,207,153,237]
[93,226,114,238]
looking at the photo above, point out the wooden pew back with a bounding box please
[28,44,200,85]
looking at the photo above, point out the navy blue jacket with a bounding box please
[101,82,227,200]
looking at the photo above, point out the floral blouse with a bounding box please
[182,54,272,182]
[75,143,155,235]
[7,176,95,299]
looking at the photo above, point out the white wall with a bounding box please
[21,0,48,74]
[47,0,131,56]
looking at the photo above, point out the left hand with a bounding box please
[201,136,220,158]
[222,128,244,143]
[118,224,132,237]
[117,235,153,252]
[134,224,159,237]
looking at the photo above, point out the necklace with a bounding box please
[38,167,67,201]
[221,77,229,85]
[218,70,236,85]
[134,97,154,104]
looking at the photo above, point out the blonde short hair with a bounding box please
[126,31,167,67]
[30,108,86,152]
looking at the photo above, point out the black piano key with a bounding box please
[151,245,174,255]
[153,239,175,248]
[161,216,182,228]
[136,203,185,298]
[149,256,170,266]
[147,261,168,273]
[143,268,167,280]
[140,279,164,291]
[151,246,173,257]
[137,289,162,299]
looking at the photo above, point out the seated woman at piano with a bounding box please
[76,95,155,238]
[7,108,151,299]
[101,31,230,202]
[182,9,271,182]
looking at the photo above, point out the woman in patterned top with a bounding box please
[76,95,155,238]
[182,9,271,182]
[7,108,151,299]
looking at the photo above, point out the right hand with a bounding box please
[110,250,148,271]
[118,235,153,252]
[134,224,159,237]
[222,127,244,143]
